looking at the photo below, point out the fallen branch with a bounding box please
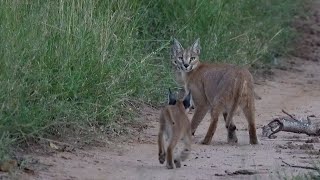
[282,160,319,171]
[215,169,261,176]
[262,110,320,138]
[36,137,114,160]
[38,137,74,147]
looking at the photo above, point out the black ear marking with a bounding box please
[168,88,177,105]
[183,91,191,109]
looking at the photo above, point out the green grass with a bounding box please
[0,132,14,161]
[0,0,304,160]
[279,168,320,180]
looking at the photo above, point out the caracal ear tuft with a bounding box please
[168,88,177,105]
[183,91,191,109]
[171,38,184,58]
[191,38,201,54]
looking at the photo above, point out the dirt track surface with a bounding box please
[3,1,320,180]
[32,56,320,180]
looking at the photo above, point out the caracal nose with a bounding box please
[184,64,189,68]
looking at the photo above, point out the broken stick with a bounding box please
[262,110,320,138]
[214,169,260,176]
[282,160,319,171]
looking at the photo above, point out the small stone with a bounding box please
[279,66,288,71]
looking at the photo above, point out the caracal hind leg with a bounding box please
[190,105,209,135]
[158,133,166,164]
[158,119,166,164]
[166,136,179,169]
[180,132,192,161]
[242,100,258,145]
[223,112,238,144]
[174,158,181,168]
[201,107,222,145]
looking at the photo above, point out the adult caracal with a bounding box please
[171,38,258,145]
[158,89,192,169]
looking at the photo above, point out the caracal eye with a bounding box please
[178,57,183,61]
[190,57,195,61]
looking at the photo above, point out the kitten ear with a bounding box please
[171,38,184,58]
[191,38,200,54]
[183,91,191,109]
[168,88,177,105]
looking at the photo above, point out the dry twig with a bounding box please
[214,169,260,176]
[281,109,300,122]
[281,160,319,171]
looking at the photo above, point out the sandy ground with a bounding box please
[32,57,320,180]
[2,1,320,180]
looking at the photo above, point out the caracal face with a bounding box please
[171,38,201,73]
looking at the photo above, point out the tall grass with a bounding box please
[0,0,303,159]
[138,0,303,64]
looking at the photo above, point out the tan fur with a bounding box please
[171,38,258,145]
[158,95,192,169]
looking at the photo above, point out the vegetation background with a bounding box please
[0,0,304,161]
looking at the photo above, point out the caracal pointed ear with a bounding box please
[172,38,184,57]
[191,38,200,54]
[168,88,177,105]
[183,92,191,109]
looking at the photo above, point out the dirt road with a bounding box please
[7,1,320,180]
[33,55,320,180]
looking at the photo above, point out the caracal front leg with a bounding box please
[190,105,209,135]
[201,108,221,145]
[180,132,192,161]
